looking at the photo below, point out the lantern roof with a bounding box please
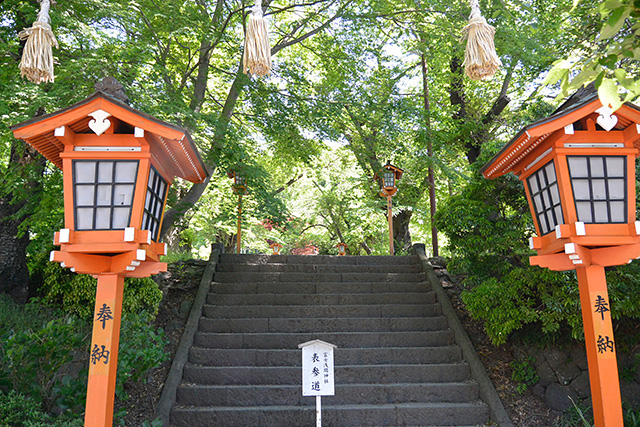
[10,90,209,183]
[375,161,404,181]
[481,91,640,179]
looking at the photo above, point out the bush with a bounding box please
[115,312,169,400]
[0,296,88,414]
[436,166,640,345]
[0,296,168,424]
[510,356,539,394]
[0,390,83,427]
[39,262,162,319]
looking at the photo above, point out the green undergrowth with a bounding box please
[0,272,168,426]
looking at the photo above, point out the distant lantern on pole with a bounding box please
[10,80,209,427]
[375,161,403,255]
[481,90,640,427]
[270,242,283,255]
[228,169,247,254]
[336,242,347,256]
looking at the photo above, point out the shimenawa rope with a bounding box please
[462,0,501,80]
[243,0,271,77]
[19,0,58,84]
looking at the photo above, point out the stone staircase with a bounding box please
[169,254,490,426]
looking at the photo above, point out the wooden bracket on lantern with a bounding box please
[50,250,166,277]
[531,243,640,271]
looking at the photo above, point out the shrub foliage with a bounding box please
[436,166,640,345]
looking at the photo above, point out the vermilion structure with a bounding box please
[11,88,208,427]
[482,90,640,427]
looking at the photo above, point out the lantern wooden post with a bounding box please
[576,264,623,426]
[237,193,242,254]
[85,273,125,427]
[375,162,403,256]
[387,194,394,255]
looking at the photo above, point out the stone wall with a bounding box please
[522,345,640,414]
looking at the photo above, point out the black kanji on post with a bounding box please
[95,303,114,330]
[91,344,110,365]
[597,335,615,354]
[594,295,610,321]
[312,353,319,362]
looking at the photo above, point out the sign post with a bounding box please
[299,340,337,427]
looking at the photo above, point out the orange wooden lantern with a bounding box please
[375,161,403,197]
[11,87,208,427]
[482,91,640,427]
[374,161,403,255]
[227,169,247,195]
[336,242,347,256]
[270,242,283,255]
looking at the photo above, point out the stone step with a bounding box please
[171,402,488,427]
[176,382,480,407]
[193,330,454,349]
[213,271,424,283]
[188,346,464,367]
[202,303,442,319]
[198,316,449,333]
[206,292,436,306]
[182,363,471,386]
[211,281,431,294]
[219,254,419,266]
[216,263,423,274]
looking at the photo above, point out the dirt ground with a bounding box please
[119,259,560,426]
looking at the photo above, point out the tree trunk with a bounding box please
[0,136,46,303]
[0,198,32,303]
[160,60,248,239]
[421,53,438,257]
[393,209,412,255]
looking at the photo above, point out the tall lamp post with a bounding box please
[481,91,640,427]
[228,170,247,254]
[10,81,209,427]
[375,161,403,255]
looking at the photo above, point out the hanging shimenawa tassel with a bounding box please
[243,0,271,77]
[462,0,501,80]
[18,0,58,84]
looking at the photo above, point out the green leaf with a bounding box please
[594,70,606,88]
[542,60,572,85]
[600,6,630,39]
[604,0,623,10]
[569,67,600,90]
[598,78,623,110]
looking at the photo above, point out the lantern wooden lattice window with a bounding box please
[73,160,139,231]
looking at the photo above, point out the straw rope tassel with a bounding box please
[462,0,501,80]
[18,0,58,84]
[243,0,271,77]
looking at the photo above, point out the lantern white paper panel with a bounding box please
[73,160,138,231]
